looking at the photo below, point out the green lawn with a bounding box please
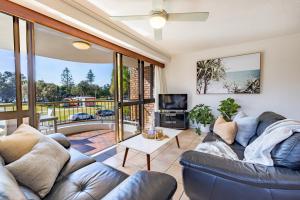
[0,101,115,123]
[37,101,115,123]
[0,100,136,124]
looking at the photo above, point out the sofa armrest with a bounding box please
[180,150,300,190]
[48,133,71,149]
[102,171,177,200]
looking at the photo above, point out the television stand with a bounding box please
[155,111,189,130]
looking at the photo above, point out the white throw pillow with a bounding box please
[234,112,258,147]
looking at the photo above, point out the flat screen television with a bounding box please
[159,94,187,110]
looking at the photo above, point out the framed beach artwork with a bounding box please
[196,52,261,94]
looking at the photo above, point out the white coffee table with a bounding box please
[119,127,182,170]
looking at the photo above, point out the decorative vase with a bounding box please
[200,124,210,133]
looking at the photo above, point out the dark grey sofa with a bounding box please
[0,134,177,200]
[180,112,300,200]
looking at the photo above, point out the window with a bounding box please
[0,13,34,130]
[0,13,16,112]
[19,19,29,110]
[115,53,156,141]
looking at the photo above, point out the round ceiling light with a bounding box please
[72,41,91,50]
[149,11,167,29]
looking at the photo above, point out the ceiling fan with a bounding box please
[110,0,209,40]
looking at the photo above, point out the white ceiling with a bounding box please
[86,0,300,55]
[0,12,114,63]
[35,24,113,63]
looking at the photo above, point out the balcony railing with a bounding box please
[36,100,115,125]
[0,100,144,131]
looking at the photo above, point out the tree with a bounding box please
[76,81,90,96]
[0,71,16,103]
[109,67,130,97]
[100,84,111,97]
[36,80,60,102]
[21,79,28,102]
[36,80,47,102]
[42,83,59,102]
[86,69,95,84]
[197,58,225,94]
[61,67,74,88]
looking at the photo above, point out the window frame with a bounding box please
[0,14,35,127]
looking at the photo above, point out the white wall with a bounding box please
[165,33,300,119]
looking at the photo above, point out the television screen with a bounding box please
[159,94,187,110]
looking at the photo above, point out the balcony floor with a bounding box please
[67,129,116,155]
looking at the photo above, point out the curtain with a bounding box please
[154,66,167,111]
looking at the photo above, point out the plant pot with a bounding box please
[200,124,210,133]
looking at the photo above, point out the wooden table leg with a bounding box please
[122,148,129,167]
[176,135,180,148]
[146,154,151,171]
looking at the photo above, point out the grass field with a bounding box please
[0,100,139,125]
[0,101,115,123]
[37,101,115,123]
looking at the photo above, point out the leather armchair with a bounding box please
[180,151,300,200]
[48,133,178,200]
[103,171,177,200]
[0,133,177,200]
[180,112,300,200]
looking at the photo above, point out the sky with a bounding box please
[0,49,113,86]
[222,53,260,72]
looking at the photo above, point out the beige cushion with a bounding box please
[0,165,26,200]
[213,116,237,144]
[0,124,42,164]
[6,136,70,198]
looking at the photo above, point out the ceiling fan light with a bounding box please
[72,41,91,50]
[149,15,166,29]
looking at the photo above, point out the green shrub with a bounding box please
[217,98,241,121]
[189,104,214,134]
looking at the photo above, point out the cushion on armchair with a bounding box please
[213,116,237,144]
[0,124,42,164]
[6,135,70,198]
[271,132,300,170]
[233,112,258,147]
[0,165,26,200]
[5,125,70,198]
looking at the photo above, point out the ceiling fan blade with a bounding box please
[110,15,149,21]
[152,0,164,10]
[168,12,209,21]
[154,28,162,40]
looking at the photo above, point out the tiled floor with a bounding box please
[67,129,116,155]
[100,129,206,200]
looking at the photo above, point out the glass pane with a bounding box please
[122,56,139,101]
[144,103,155,130]
[0,119,17,136]
[144,62,154,99]
[0,13,16,112]
[123,104,140,139]
[34,24,115,155]
[19,19,29,110]
[0,118,30,136]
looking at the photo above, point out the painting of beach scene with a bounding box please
[196,53,261,94]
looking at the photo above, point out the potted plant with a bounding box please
[189,104,214,134]
[217,98,241,121]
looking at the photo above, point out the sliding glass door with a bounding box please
[114,53,155,142]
